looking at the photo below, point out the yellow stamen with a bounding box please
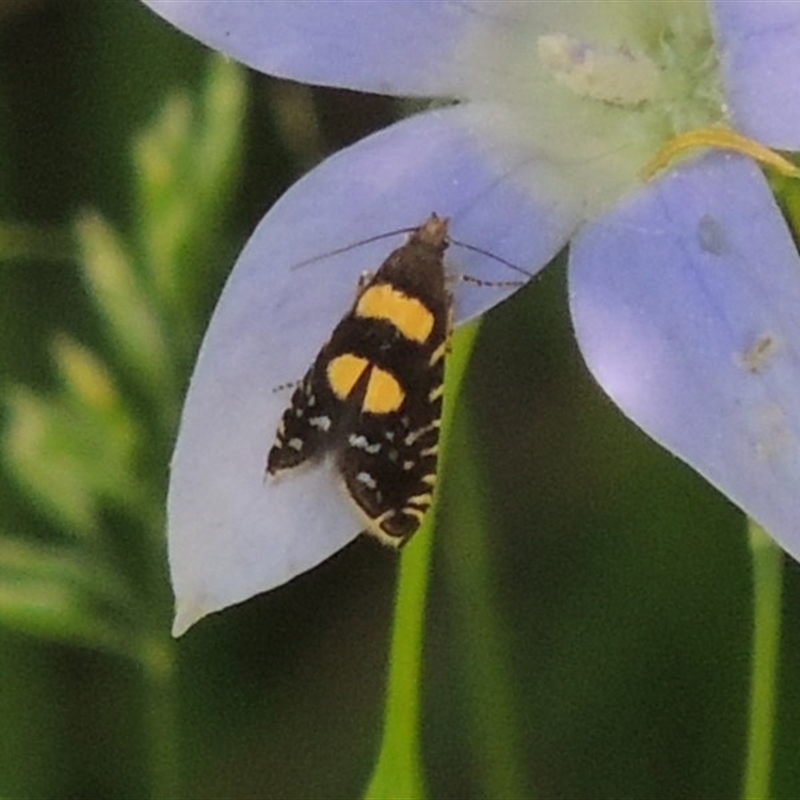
[642,127,800,181]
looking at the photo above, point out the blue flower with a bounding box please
[143,0,800,634]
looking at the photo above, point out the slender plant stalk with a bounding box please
[742,520,783,800]
[364,322,480,800]
[141,637,181,800]
[140,510,181,800]
[363,515,433,800]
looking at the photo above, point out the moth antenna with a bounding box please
[458,273,524,289]
[290,218,532,282]
[291,226,417,271]
[449,237,532,279]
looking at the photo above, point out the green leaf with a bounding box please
[441,397,528,800]
[75,211,175,401]
[5,387,100,536]
[133,54,246,344]
[3,362,144,537]
[0,535,138,657]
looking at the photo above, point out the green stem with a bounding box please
[141,636,181,800]
[140,522,181,800]
[364,515,433,800]
[742,520,783,800]
[364,322,480,800]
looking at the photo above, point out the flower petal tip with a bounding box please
[171,598,208,638]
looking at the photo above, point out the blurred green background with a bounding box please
[1,2,799,798]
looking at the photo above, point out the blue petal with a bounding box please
[570,154,800,560]
[169,105,578,633]
[712,0,800,149]
[142,0,475,96]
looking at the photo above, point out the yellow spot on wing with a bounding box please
[364,366,405,414]
[327,353,369,400]
[356,284,435,343]
[326,354,404,413]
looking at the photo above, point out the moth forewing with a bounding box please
[267,213,452,547]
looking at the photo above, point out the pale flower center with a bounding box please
[449,2,726,219]
[537,33,661,107]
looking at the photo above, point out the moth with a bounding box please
[266,213,451,548]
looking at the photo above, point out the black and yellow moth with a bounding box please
[266,213,451,548]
